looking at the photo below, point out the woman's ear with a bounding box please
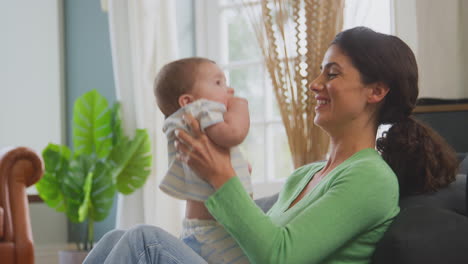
[367,82,389,104]
[178,94,195,107]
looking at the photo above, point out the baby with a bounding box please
[154,57,252,264]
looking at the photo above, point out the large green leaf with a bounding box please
[77,160,116,222]
[110,129,152,194]
[36,143,71,212]
[62,155,94,222]
[78,171,93,222]
[73,89,113,158]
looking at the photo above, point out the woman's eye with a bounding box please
[216,80,221,85]
[327,73,338,80]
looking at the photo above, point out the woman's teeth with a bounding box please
[317,100,329,105]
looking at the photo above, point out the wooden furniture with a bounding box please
[0,147,43,264]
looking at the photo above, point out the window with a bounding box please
[195,0,291,197]
[193,0,392,197]
[344,0,392,34]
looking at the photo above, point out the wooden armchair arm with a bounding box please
[0,207,3,239]
[0,147,43,264]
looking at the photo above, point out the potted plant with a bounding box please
[36,89,152,263]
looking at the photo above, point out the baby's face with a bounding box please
[191,62,234,106]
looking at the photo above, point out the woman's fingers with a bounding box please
[174,139,191,161]
[173,114,235,188]
[174,115,204,164]
[183,114,203,138]
[175,129,195,150]
[175,114,204,154]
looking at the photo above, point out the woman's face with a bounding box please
[310,45,373,131]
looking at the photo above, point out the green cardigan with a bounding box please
[205,148,400,264]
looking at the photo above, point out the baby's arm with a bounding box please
[205,97,250,148]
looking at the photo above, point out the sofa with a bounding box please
[371,158,468,264]
[0,147,43,264]
[255,155,468,264]
[413,98,468,154]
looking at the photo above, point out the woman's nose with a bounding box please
[228,87,235,95]
[309,76,324,93]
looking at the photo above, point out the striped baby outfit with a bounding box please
[181,218,249,264]
[160,99,252,263]
[160,99,253,201]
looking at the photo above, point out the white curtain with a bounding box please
[107,0,183,235]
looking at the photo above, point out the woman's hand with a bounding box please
[174,114,236,189]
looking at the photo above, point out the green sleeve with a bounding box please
[205,166,398,264]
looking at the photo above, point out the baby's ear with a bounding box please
[178,94,195,107]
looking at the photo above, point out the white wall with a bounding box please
[415,0,464,98]
[392,0,418,55]
[30,203,69,264]
[394,0,467,99]
[0,1,68,263]
[462,0,468,97]
[0,0,65,153]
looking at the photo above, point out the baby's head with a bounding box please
[154,57,234,117]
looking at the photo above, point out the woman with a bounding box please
[84,27,458,264]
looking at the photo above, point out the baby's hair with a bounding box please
[154,57,214,117]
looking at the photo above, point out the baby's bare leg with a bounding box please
[186,200,215,220]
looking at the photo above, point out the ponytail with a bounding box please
[376,117,459,197]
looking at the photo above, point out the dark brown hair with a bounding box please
[154,57,213,117]
[332,27,458,196]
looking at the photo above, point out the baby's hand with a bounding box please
[227,96,248,110]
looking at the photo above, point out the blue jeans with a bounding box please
[83,224,207,264]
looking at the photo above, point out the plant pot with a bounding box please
[58,250,89,264]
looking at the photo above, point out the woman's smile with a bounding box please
[315,97,330,111]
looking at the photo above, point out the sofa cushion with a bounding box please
[399,174,466,216]
[372,206,468,264]
[414,99,468,153]
[460,155,468,214]
[255,193,279,213]
[460,154,468,173]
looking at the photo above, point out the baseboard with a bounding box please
[35,243,74,264]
